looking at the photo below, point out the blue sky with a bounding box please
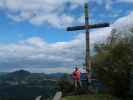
[0,0,133,73]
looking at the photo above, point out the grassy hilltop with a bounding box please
[62,94,121,100]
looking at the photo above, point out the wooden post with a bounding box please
[67,3,109,80]
[85,3,91,74]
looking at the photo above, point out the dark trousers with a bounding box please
[74,80,82,88]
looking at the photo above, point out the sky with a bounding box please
[0,0,133,73]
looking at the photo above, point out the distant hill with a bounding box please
[0,72,8,76]
[0,70,70,82]
[9,70,31,76]
[0,70,49,82]
[48,73,66,78]
[0,70,60,100]
[5,70,31,80]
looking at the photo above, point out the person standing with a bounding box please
[72,67,82,89]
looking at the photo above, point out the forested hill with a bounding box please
[0,70,65,100]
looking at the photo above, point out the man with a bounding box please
[72,67,82,89]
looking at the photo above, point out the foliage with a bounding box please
[58,73,75,96]
[93,30,133,96]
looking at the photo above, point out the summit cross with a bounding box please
[67,3,110,78]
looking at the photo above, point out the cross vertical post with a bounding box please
[84,3,91,75]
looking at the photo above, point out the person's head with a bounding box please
[75,67,79,71]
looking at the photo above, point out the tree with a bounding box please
[58,74,74,96]
[93,30,133,96]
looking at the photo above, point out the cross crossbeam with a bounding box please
[66,3,110,79]
[67,23,109,31]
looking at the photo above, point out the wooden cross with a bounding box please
[67,3,110,78]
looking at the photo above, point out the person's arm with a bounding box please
[72,72,76,79]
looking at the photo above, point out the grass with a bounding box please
[62,94,121,100]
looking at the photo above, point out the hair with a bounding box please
[75,67,79,70]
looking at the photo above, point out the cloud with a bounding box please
[117,0,133,3]
[0,0,89,28]
[1,11,133,73]
[92,11,133,40]
[0,35,85,72]
[0,1,133,73]
[17,67,74,74]
[0,28,111,73]
[105,0,113,10]
[0,0,126,28]
[112,12,133,31]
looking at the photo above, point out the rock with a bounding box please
[35,96,42,100]
[53,91,62,100]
